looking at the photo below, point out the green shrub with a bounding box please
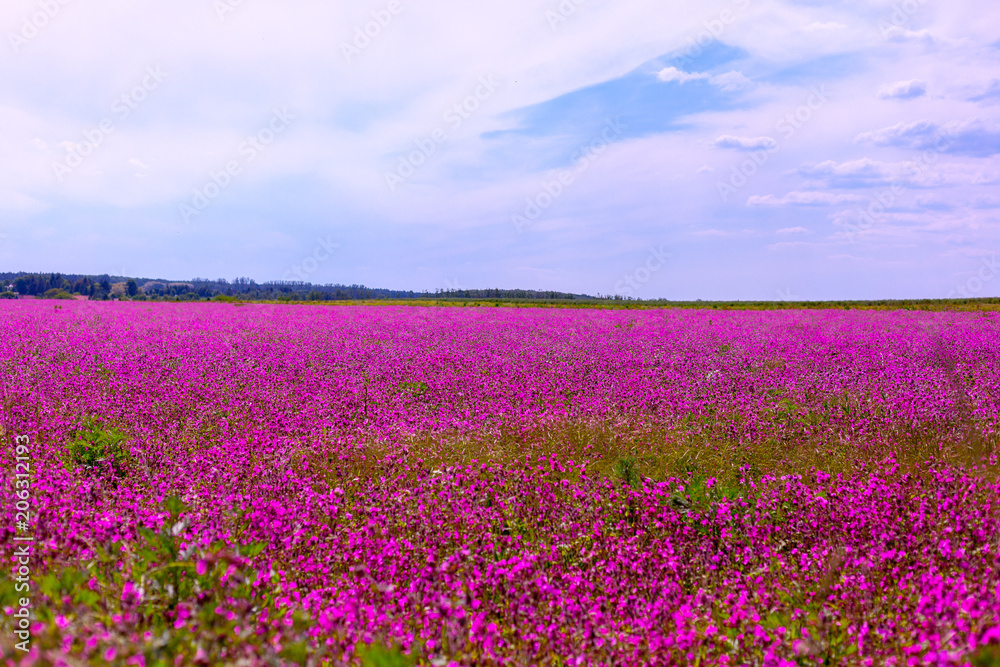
[42,288,74,300]
[614,455,641,488]
[398,381,429,397]
[0,291,17,299]
[67,422,130,476]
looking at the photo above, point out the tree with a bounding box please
[126,279,138,297]
[42,288,74,300]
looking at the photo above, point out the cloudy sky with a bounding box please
[1,0,999,299]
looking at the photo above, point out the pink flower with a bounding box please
[120,582,142,606]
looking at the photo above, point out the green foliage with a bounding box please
[0,291,17,299]
[12,272,70,296]
[66,421,130,475]
[614,455,642,488]
[359,643,419,667]
[398,380,429,397]
[42,288,74,300]
[972,645,1000,667]
[20,495,285,666]
[680,475,753,511]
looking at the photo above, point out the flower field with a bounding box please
[1,301,999,666]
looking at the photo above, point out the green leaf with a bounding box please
[359,644,417,667]
[163,495,189,520]
[73,589,100,606]
[280,641,309,665]
[239,541,267,558]
[38,574,61,598]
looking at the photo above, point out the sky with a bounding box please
[1,0,999,300]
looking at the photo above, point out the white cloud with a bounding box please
[709,71,752,91]
[767,241,818,251]
[777,226,808,234]
[878,80,927,100]
[914,195,954,211]
[972,196,1000,209]
[748,192,867,207]
[715,135,777,151]
[656,67,708,84]
[856,119,1000,158]
[0,189,48,213]
[797,159,928,188]
[883,27,934,43]
[804,22,845,31]
[656,68,751,91]
[970,79,1000,103]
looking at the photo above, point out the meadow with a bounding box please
[1,301,998,666]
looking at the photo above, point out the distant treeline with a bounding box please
[0,273,594,302]
[2,272,998,310]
